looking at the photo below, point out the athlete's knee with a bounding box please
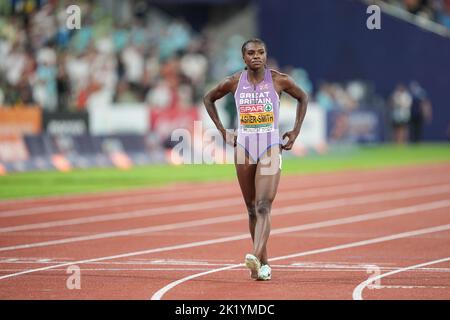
[256,199,272,216]
[247,207,257,219]
[246,202,256,218]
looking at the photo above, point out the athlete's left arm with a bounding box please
[279,75,309,151]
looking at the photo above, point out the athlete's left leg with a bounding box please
[253,145,281,266]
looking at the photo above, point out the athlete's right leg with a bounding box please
[234,144,262,278]
[234,145,257,243]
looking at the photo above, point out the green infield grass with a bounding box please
[0,143,448,200]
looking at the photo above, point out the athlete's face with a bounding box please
[243,42,267,70]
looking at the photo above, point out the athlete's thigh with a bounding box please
[234,145,257,206]
[255,145,281,202]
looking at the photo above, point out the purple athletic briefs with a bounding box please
[234,68,282,162]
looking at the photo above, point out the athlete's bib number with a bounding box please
[239,104,274,133]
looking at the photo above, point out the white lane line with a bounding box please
[2,174,449,218]
[0,180,238,207]
[0,186,239,218]
[2,259,449,273]
[352,256,450,300]
[1,200,450,281]
[150,224,450,300]
[0,173,326,215]
[2,162,447,208]
[2,175,449,231]
[0,268,448,278]
[0,165,414,207]
[0,184,449,252]
[0,186,237,218]
[0,268,220,272]
[0,197,244,229]
[370,285,447,289]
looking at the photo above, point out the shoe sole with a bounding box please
[257,274,271,281]
[244,254,261,276]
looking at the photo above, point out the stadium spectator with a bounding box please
[389,83,412,144]
[284,66,313,96]
[435,0,450,28]
[403,0,435,19]
[146,80,172,110]
[315,83,337,111]
[56,56,71,112]
[121,43,145,86]
[379,0,450,28]
[180,40,208,92]
[113,79,138,104]
[314,82,360,111]
[34,45,58,111]
[409,81,432,143]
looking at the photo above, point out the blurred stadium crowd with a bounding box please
[380,0,450,27]
[0,0,212,113]
[0,0,441,144]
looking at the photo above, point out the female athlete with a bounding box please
[203,38,308,280]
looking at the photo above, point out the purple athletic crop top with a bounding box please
[233,68,282,161]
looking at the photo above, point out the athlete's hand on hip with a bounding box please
[223,129,237,147]
[220,129,227,142]
[282,130,299,150]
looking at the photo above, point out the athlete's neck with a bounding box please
[247,67,265,85]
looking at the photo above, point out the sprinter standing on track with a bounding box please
[203,39,308,280]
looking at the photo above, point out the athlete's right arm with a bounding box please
[203,76,237,141]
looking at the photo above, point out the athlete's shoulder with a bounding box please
[217,71,242,93]
[270,69,290,81]
[228,71,243,82]
[270,69,294,88]
[219,71,241,87]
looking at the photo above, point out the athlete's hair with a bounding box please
[241,38,267,55]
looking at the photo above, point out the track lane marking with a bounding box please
[151,224,450,300]
[0,184,449,251]
[1,199,449,281]
[2,175,450,230]
[2,173,450,218]
[0,186,239,218]
[2,162,448,208]
[352,256,450,300]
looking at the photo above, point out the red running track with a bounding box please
[0,163,449,300]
